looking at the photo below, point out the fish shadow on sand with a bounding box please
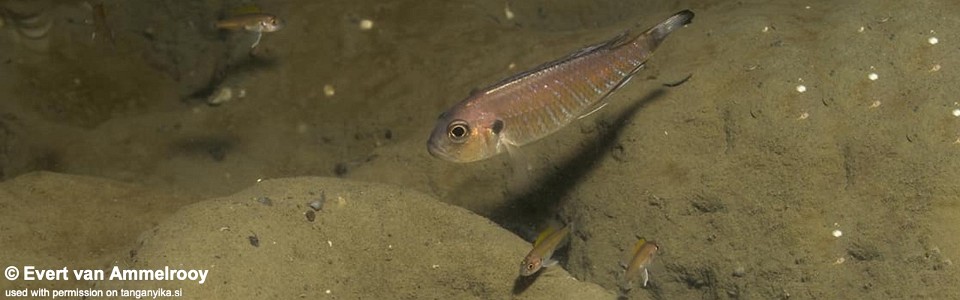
[490,88,668,234]
[511,268,543,294]
[510,238,574,294]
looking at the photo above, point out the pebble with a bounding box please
[207,87,233,106]
[323,84,335,97]
[359,19,373,30]
[309,192,325,211]
[733,266,746,277]
[305,210,316,222]
[256,196,273,206]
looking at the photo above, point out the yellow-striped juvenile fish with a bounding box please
[519,223,572,276]
[619,238,659,290]
[427,10,694,163]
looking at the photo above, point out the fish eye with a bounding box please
[447,121,470,143]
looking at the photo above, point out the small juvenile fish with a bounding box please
[428,10,694,163]
[519,223,571,276]
[619,238,659,290]
[216,13,285,33]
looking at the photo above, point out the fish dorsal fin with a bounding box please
[480,32,629,96]
[620,238,647,268]
[577,12,693,119]
[533,225,558,247]
[631,238,648,255]
[605,30,634,49]
[573,31,629,56]
[575,29,648,121]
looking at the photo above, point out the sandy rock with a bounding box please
[107,177,613,299]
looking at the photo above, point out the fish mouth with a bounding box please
[427,141,452,161]
[428,141,473,163]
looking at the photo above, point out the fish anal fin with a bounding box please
[577,102,609,120]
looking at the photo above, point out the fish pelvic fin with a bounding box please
[642,267,650,287]
[542,258,558,268]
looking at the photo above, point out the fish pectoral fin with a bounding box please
[503,140,535,194]
[503,141,532,173]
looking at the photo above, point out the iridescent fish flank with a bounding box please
[427,10,694,163]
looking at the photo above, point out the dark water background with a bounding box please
[1,0,959,298]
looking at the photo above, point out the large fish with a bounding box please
[427,10,694,163]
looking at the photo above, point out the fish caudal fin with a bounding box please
[647,10,695,41]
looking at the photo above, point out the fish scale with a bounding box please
[492,44,641,145]
[428,10,694,163]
